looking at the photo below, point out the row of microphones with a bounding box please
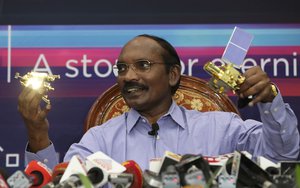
[223,151,274,188]
[3,151,144,188]
[2,150,300,188]
[142,150,300,188]
[144,151,218,188]
[219,151,300,188]
[46,151,144,188]
[44,152,123,188]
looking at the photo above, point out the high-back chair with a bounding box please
[84,75,239,132]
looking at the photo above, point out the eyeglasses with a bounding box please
[113,60,167,76]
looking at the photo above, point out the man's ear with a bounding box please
[169,65,181,87]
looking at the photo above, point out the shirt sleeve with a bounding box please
[257,89,299,161]
[236,89,299,162]
[24,142,59,170]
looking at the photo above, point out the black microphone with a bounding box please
[230,151,275,188]
[148,123,159,136]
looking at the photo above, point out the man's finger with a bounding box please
[38,104,51,120]
[248,87,270,106]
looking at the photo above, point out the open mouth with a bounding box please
[122,83,148,96]
[124,86,145,94]
[127,87,140,93]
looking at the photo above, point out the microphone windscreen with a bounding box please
[24,160,52,187]
[85,151,126,187]
[87,167,104,184]
[175,154,213,186]
[7,170,32,188]
[59,155,87,183]
[122,160,143,188]
[232,152,273,187]
[86,151,126,174]
[30,171,44,186]
[52,162,69,181]
[158,151,181,175]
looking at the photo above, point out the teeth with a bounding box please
[127,88,139,93]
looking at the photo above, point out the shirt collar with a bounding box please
[126,100,186,133]
[167,100,186,129]
[126,108,141,133]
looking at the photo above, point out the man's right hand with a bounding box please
[18,87,51,153]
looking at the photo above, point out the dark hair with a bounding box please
[137,34,181,94]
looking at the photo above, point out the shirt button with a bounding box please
[264,110,270,114]
[281,130,286,134]
[273,108,278,112]
[142,119,146,123]
[43,159,48,163]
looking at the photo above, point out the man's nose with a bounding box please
[123,64,139,81]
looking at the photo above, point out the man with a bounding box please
[20,34,299,171]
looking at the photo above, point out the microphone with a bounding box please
[230,151,275,188]
[54,173,93,188]
[59,155,87,183]
[49,167,104,188]
[0,168,9,188]
[122,160,143,188]
[143,169,163,188]
[148,123,159,136]
[7,170,32,188]
[161,165,180,188]
[108,173,133,188]
[256,156,280,174]
[175,154,215,187]
[86,167,104,185]
[85,151,126,187]
[24,160,53,188]
[158,151,181,175]
[42,162,69,188]
[52,162,69,185]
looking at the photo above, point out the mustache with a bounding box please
[122,81,148,92]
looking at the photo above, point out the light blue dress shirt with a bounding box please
[26,92,299,171]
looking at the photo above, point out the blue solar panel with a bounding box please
[222,27,254,66]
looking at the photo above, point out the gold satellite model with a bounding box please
[203,27,254,94]
[15,71,60,104]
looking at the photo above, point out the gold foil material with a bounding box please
[204,62,245,93]
[15,71,60,104]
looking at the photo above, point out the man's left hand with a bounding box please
[238,66,276,107]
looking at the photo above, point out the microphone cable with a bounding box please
[148,123,160,157]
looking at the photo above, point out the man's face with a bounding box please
[116,36,176,112]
